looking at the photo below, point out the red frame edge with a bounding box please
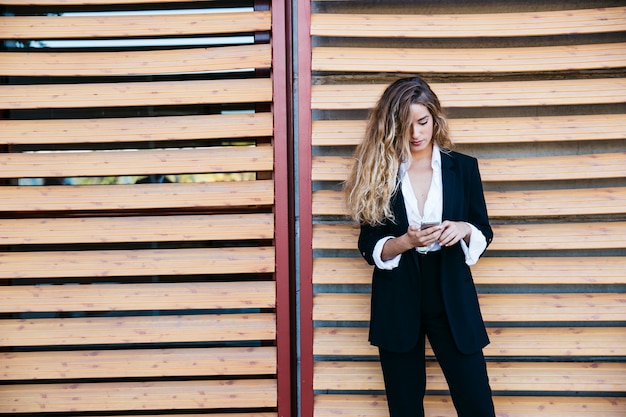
[297,0,314,416]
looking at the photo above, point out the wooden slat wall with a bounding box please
[304,2,626,417]
[0,1,285,416]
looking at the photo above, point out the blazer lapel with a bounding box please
[441,152,459,219]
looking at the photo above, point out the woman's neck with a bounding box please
[410,145,433,166]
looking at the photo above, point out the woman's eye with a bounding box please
[418,119,428,126]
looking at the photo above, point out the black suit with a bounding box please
[358,150,495,417]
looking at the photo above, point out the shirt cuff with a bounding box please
[373,236,401,270]
[460,222,487,266]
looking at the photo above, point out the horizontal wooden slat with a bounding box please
[0,145,273,178]
[313,256,626,285]
[312,114,626,146]
[0,313,276,346]
[315,394,626,417]
[313,222,626,251]
[0,212,273,245]
[313,187,626,217]
[0,281,276,313]
[311,7,626,38]
[1,346,276,380]
[312,223,358,250]
[0,43,271,77]
[313,293,625,322]
[472,256,626,285]
[310,156,348,181]
[315,361,626,392]
[453,114,626,144]
[314,327,626,357]
[484,187,626,217]
[479,153,626,182]
[0,379,277,413]
[312,43,626,73]
[311,78,626,110]
[0,180,274,212]
[491,222,626,251]
[312,153,626,182]
[0,10,271,39]
[0,246,275,279]
[311,119,363,147]
[0,78,272,109]
[0,112,273,145]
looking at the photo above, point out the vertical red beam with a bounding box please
[270,1,294,417]
[297,0,314,417]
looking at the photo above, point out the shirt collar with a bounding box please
[399,144,441,177]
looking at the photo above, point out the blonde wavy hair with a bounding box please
[344,77,453,226]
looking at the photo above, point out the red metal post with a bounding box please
[270,1,295,416]
[296,0,314,416]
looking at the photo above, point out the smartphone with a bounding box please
[420,221,440,230]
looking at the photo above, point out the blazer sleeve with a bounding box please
[358,222,390,266]
[357,191,407,266]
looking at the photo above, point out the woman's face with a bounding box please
[408,103,434,156]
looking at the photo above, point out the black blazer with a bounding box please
[358,150,493,354]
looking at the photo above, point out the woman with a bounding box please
[344,77,496,417]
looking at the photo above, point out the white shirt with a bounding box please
[372,145,487,270]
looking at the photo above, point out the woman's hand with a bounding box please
[438,220,471,247]
[380,224,442,261]
[381,222,470,261]
[406,224,442,248]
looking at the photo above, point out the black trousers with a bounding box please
[378,251,496,417]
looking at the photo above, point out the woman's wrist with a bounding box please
[382,234,412,260]
[462,222,472,243]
